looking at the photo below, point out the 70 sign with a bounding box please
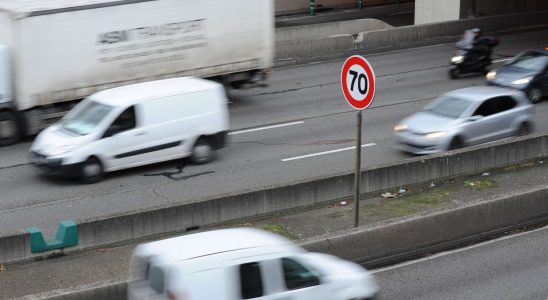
[341,55,376,110]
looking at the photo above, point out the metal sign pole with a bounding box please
[354,110,362,227]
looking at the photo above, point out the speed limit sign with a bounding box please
[341,55,376,110]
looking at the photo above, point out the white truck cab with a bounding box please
[29,77,229,183]
[128,228,379,300]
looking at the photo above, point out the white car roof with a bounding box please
[134,228,301,262]
[90,77,222,107]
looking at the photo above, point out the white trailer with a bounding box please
[0,0,274,146]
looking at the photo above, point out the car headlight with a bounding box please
[512,76,532,85]
[394,124,408,132]
[486,70,497,81]
[49,145,77,156]
[424,131,446,139]
[451,56,464,64]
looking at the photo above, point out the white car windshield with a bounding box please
[61,100,113,135]
[423,96,471,119]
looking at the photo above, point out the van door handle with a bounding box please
[134,132,146,136]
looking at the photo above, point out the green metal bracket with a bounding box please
[358,0,363,9]
[26,220,78,253]
[310,0,315,16]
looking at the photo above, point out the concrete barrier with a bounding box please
[276,19,393,43]
[2,134,547,264]
[275,10,548,65]
[303,185,548,268]
[32,184,548,300]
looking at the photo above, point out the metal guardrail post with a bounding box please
[358,0,363,9]
[310,0,315,16]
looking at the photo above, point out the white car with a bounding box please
[128,228,379,300]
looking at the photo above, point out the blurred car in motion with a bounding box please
[128,228,379,300]
[394,86,534,155]
[486,49,548,103]
[29,77,229,183]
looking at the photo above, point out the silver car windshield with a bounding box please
[505,52,548,72]
[61,100,113,135]
[423,96,471,119]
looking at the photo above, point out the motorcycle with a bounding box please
[449,29,498,79]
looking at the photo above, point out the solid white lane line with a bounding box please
[229,121,304,135]
[371,224,548,274]
[281,143,376,162]
[493,58,512,63]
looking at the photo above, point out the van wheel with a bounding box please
[0,111,22,147]
[79,157,104,184]
[191,138,215,165]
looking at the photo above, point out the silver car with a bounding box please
[394,86,534,155]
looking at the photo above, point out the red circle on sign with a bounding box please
[341,55,376,110]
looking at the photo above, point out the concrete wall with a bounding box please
[276,19,392,43]
[2,134,547,265]
[415,0,460,25]
[275,10,548,66]
[275,0,413,15]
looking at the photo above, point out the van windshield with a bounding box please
[61,100,113,135]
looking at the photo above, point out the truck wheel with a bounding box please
[0,111,22,147]
[190,138,215,165]
[79,157,104,184]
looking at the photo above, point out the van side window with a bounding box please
[239,262,264,299]
[147,265,165,294]
[282,258,320,290]
[110,106,136,133]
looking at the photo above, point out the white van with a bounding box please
[29,77,229,183]
[128,228,379,300]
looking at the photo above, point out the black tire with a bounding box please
[190,138,215,165]
[79,157,104,184]
[527,87,543,104]
[449,68,460,79]
[0,111,23,147]
[517,122,532,136]
[448,137,463,151]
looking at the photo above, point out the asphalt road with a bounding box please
[373,225,548,300]
[1,29,547,235]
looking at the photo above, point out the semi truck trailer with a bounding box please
[0,0,274,146]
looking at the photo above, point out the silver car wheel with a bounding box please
[527,88,542,103]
